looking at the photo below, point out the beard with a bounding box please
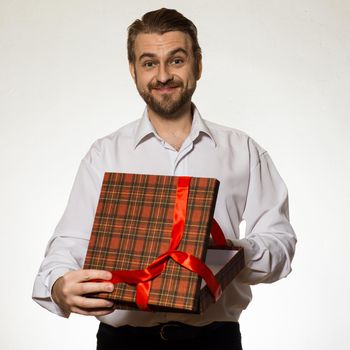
[136,78,196,118]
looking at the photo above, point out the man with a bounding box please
[33,8,296,350]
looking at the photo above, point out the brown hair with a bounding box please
[127,8,202,76]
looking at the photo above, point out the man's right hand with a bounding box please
[51,269,116,316]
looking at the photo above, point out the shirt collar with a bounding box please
[133,105,216,149]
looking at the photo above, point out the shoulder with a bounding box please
[204,119,267,156]
[205,119,249,138]
[82,119,140,163]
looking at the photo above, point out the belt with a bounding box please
[159,322,201,341]
[99,321,238,342]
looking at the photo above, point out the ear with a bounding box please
[129,62,136,82]
[196,56,202,81]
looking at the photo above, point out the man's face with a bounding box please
[129,31,201,118]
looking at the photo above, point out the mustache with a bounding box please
[148,80,184,90]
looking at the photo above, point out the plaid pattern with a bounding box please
[83,173,220,313]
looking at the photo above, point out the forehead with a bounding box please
[133,31,192,59]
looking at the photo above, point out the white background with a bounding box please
[1,0,349,349]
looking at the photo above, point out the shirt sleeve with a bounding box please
[234,141,297,285]
[32,154,103,317]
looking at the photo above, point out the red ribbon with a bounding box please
[211,217,230,248]
[94,177,228,310]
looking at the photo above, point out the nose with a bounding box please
[156,63,173,84]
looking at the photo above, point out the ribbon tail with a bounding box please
[136,282,151,311]
[211,218,228,247]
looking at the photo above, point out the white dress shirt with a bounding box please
[32,106,296,327]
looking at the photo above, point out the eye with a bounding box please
[143,61,156,68]
[171,58,184,65]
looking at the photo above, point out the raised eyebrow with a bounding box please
[138,52,157,61]
[168,48,189,57]
[138,48,189,62]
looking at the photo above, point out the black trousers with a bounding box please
[97,321,242,350]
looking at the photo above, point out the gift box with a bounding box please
[83,172,244,313]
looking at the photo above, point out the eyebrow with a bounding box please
[138,48,189,61]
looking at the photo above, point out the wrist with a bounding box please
[51,276,63,305]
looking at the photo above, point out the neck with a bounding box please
[147,103,193,151]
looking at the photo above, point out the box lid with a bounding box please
[83,172,220,312]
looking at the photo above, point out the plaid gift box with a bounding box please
[83,172,244,313]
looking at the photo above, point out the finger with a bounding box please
[73,269,113,283]
[74,296,115,310]
[71,306,116,316]
[76,281,114,296]
[80,269,113,282]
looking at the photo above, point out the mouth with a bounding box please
[153,86,178,94]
